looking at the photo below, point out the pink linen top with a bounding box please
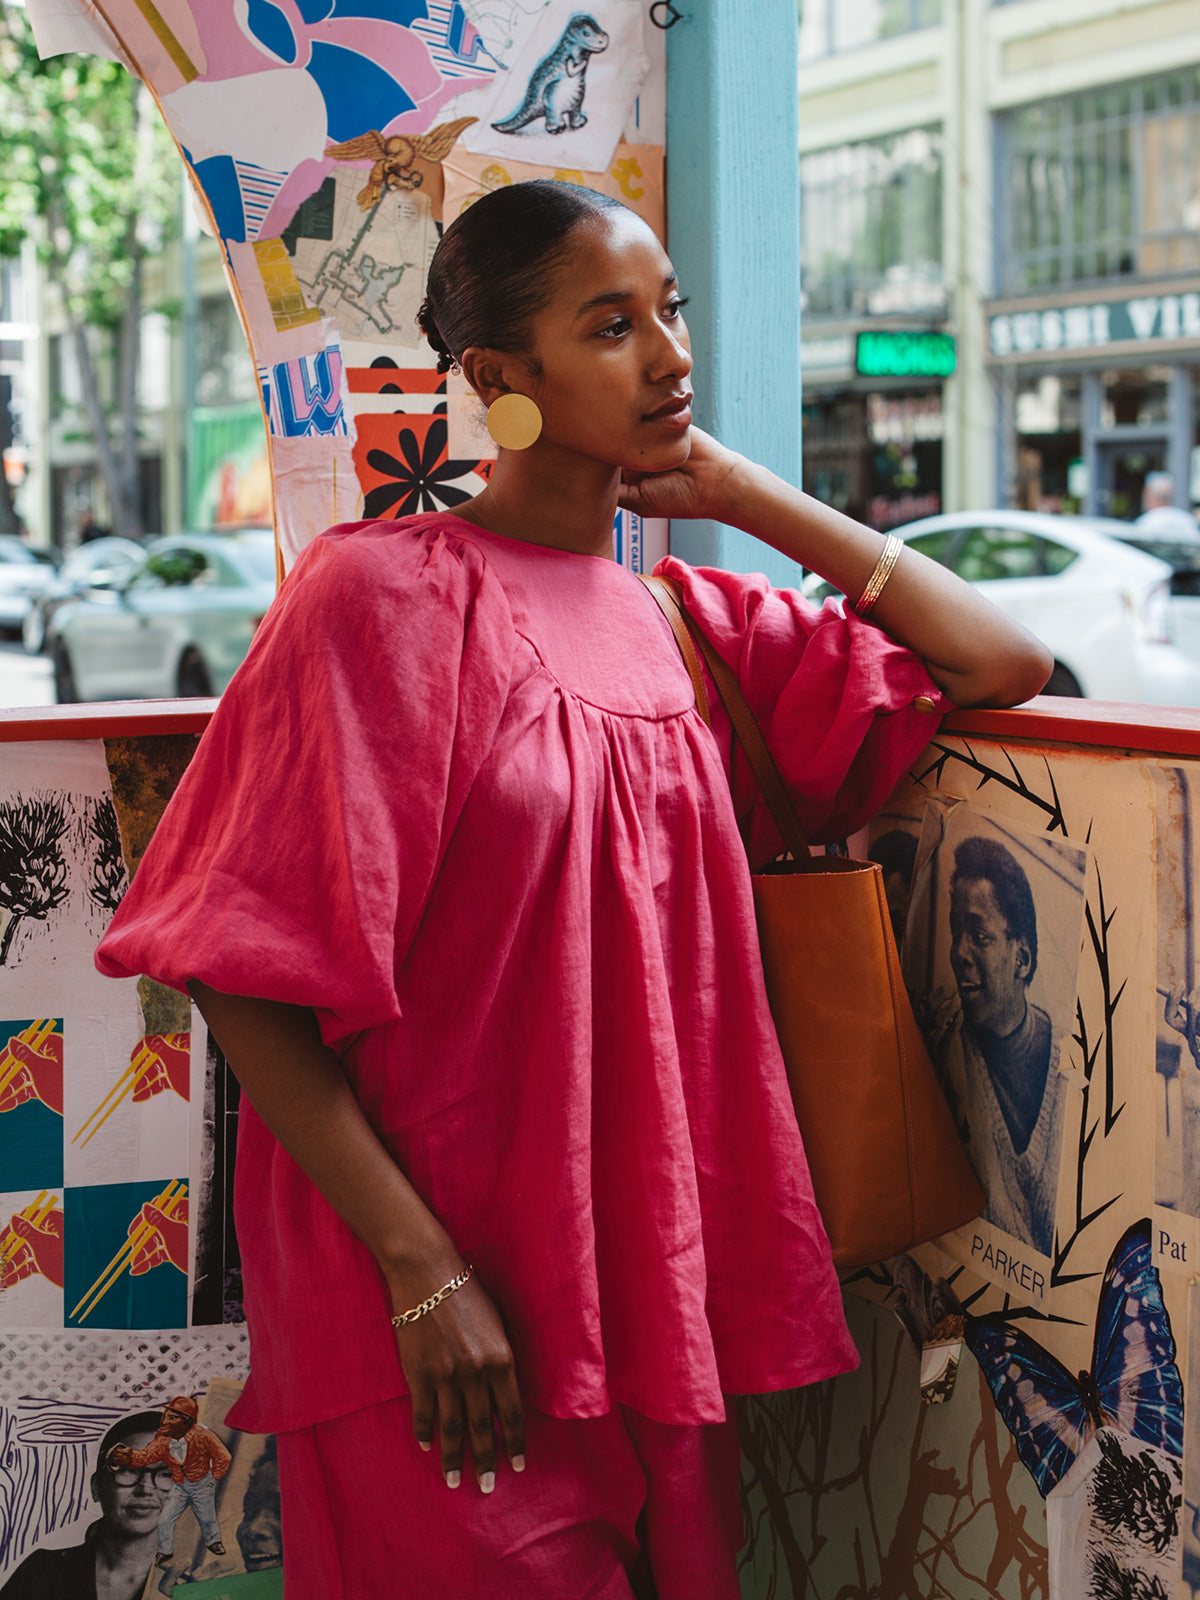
[95,512,949,1435]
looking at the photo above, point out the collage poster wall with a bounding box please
[0,734,280,1596]
[799,733,1198,1600]
[14,4,1200,1598]
[26,0,669,576]
[5,4,671,1592]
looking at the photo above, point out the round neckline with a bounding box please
[437,510,630,570]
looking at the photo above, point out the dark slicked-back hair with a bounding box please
[417,180,628,374]
[952,835,1038,979]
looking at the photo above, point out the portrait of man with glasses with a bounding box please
[0,1409,166,1600]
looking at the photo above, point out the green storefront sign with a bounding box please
[855,330,957,379]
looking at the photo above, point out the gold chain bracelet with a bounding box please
[391,1264,474,1328]
[854,535,904,618]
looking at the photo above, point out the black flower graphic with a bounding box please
[364,418,477,519]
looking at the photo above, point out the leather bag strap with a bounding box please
[640,574,811,862]
[642,574,710,726]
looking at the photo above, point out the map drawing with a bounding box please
[289,171,437,345]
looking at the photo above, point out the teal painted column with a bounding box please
[665,0,804,587]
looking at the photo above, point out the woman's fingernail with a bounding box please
[418,1440,432,1452]
[511,1454,526,1473]
[445,1469,461,1488]
[479,1471,495,1494]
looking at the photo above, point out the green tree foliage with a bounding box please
[0,8,178,536]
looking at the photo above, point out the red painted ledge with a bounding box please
[4,694,1200,757]
[0,699,219,742]
[941,696,1200,758]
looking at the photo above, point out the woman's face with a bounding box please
[519,210,693,473]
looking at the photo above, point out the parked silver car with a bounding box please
[23,535,146,654]
[50,531,277,702]
[0,537,60,635]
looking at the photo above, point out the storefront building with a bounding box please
[802,331,951,530]
[989,289,1200,516]
[798,121,952,529]
[797,1,1200,525]
[988,67,1200,518]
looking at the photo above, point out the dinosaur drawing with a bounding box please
[491,14,610,136]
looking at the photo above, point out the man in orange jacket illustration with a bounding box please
[108,1395,231,1565]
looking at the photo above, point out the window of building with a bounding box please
[0,260,18,325]
[139,311,171,413]
[1012,373,1083,512]
[1101,367,1172,429]
[802,387,943,529]
[195,295,257,408]
[1000,68,1200,293]
[799,0,941,63]
[800,128,944,319]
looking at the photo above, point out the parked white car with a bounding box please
[801,510,1200,705]
[0,537,60,635]
[1094,520,1200,674]
[49,531,277,702]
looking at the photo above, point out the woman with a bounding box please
[97,181,1049,1598]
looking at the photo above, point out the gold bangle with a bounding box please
[854,535,904,618]
[391,1264,474,1328]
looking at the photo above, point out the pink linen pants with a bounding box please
[277,1397,744,1599]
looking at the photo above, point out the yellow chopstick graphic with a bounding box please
[70,1181,186,1324]
[0,1020,59,1101]
[72,1045,156,1148]
[1,1190,60,1266]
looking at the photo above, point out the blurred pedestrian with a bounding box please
[1136,472,1200,541]
[76,509,107,545]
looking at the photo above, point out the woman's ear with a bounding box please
[459,348,511,405]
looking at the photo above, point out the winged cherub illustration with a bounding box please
[326,117,477,211]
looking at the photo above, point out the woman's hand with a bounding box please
[387,1268,526,1494]
[619,426,742,522]
[187,983,532,1496]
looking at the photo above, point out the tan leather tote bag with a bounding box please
[643,575,985,1271]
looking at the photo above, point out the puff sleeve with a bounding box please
[96,523,514,1046]
[656,557,949,857]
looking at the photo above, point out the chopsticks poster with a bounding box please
[0,1018,64,1190]
[71,1031,190,1154]
[65,1179,189,1329]
[0,1188,65,1325]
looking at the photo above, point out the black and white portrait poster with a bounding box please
[903,798,1088,1293]
[1151,768,1200,1285]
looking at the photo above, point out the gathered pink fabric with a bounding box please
[277,1398,743,1600]
[95,513,948,1434]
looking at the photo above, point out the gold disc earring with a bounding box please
[486,393,543,450]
